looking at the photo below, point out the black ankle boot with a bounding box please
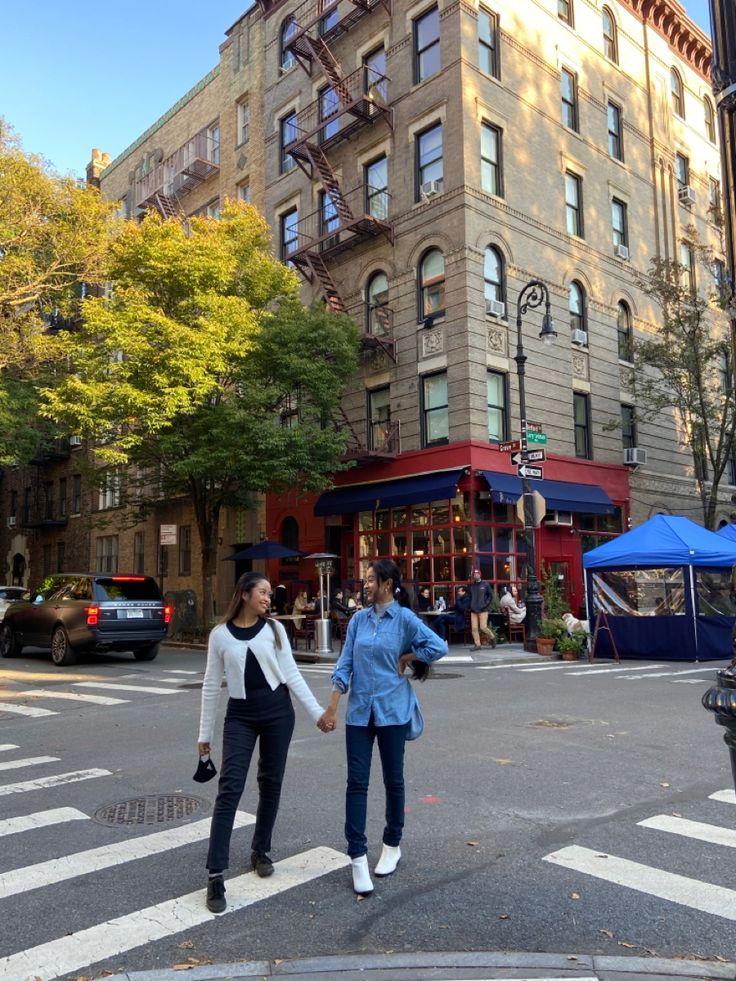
[251,850,274,877]
[206,874,226,913]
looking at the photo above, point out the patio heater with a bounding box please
[306,552,339,657]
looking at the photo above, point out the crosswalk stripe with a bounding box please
[0,807,88,838]
[671,678,712,684]
[564,664,666,676]
[0,756,59,772]
[156,669,199,675]
[517,663,582,672]
[476,662,553,671]
[0,845,350,981]
[15,689,129,705]
[0,768,111,797]
[73,681,184,695]
[638,813,736,848]
[543,844,736,919]
[0,811,254,899]
[0,745,19,752]
[618,667,717,681]
[441,656,474,663]
[0,702,57,718]
[710,789,736,804]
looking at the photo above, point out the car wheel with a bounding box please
[51,625,77,666]
[0,623,21,658]
[133,643,160,662]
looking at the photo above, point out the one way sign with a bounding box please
[517,463,544,480]
[511,449,546,466]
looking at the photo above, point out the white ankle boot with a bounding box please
[374,844,401,877]
[351,854,373,896]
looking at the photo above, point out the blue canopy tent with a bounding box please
[583,515,736,661]
[717,523,736,544]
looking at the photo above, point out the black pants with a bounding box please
[206,688,295,872]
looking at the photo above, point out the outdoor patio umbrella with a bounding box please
[223,540,304,562]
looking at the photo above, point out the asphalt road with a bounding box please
[0,644,734,981]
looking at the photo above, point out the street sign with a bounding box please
[517,463,544,480]
[526,421,544,433]
[527,431,547,445]
[516,489,546,527]
[499,440,521,453]
[510,451,523,466]
[525,448,546,462]
[159,524,177,546]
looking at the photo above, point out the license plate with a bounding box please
[124,609,145,619]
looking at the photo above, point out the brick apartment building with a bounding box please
[1,0,729,618]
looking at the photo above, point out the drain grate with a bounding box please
[93,794,204,827]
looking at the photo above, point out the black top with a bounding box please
[227,619,270,692]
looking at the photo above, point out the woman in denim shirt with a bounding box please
[319,560,447,896]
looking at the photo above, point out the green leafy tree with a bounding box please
[43,204,360,620]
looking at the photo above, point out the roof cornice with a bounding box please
[618,0,712,81]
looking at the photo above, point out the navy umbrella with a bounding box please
[223,540,305,561]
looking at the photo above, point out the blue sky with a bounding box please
[1,0,713,178]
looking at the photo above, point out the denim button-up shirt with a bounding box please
[331,602,448,727]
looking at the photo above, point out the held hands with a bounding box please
[317,707,337,733]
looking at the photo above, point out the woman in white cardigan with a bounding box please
[197,571,333,913]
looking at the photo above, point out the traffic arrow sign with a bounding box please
[510,451,524,466]
[527,431,547,445]
[499,440,521,453]
[518,463,544,480]
[525,448,546,462]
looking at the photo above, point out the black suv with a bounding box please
[0,574,170,666]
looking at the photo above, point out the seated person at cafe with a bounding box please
[345,589,362,610]
[272,583,288,616]
[433,585,471,641]
[292,589,311,627]
[330,589,351,619]
[417,586,433,613]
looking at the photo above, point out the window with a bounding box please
[708,177,722,218]
[422,372,449,447]
[319,190,339,248]
[413,6,440,84]
[319,0,339,35]
[481,122,502,196]
[363,46,387,102]
[207,124,220,165]
[573,392,591,458]
[478,7,499,78]
[487,370,507,442]
[281,16,297,71]
[179,525,192,576]
[713,258,727,301]
[43,544,53,578]
[607,101,623,160]
[237,101,249,145]
[561,68,578,131]
[72,474,81,515]
[59,477,67,518]
[568,281,586,335]
[57,542,65,574]
[366,271,389,335]
[617,300,633,361]
[133,531,145,575]
[206,199,220,219]
[10,490,17,518]
[280,207,299,261]
[675,152,689,189]
[621,404,636,449]
[565,171,583,237]
[671,68,685,118]
[95,535,119,574]
[719,348,731,394]
[280,392,299,428]
[416,123,443,199]
[98,472,120,510]
[419,249,445,319]
[612,197,628,249]
[45,481,54,520]
[237,181,251,203]
[558,0,573,26]
[365,156,388,220]
[484,245,504,305]
[704,96,716,143]
[280,111,297,173]
[602,6,617,61]
[319,85,340,143]
[368,387,391,449]
[680,241,695,292]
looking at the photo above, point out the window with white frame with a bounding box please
[671,68,685,118]
[416,123,443,199]
[561,68,578,131]
[612,197,628,248]
[98,471,121,510]
[704,96,716,143]
[484,245,504,306]
[208,123,220,165]
[565,171,583,237]
[419,249,445,319]
[487,370,507,442]
[96,535,119,574]
[281,16,297,71]
[237,101,249,145]
[421,371,449,446]
[481,122,502,196]
[569,281,586,336]
[607,101,623,161]
[602,7,617,61]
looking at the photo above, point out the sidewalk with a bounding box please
[105,950,736,980]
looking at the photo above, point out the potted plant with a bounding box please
[557,633,584,661]
[537,618,564,656]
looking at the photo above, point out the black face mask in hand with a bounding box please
[193,755,217,783]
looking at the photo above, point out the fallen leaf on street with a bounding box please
[498,913,510,919]
[660,781,670,788]
[595,853,609,859]
[672,812,682,817]
[466,841,479,846]
[172,966,194,972]
[177,941,195,950]
[567,955,579,961]
[599,929,614,939]
[570,891,580,900]
[493,758,513,765]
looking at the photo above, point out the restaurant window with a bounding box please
[72,474,82,515]
[365,155,388,220]
[96,535,119,574]
[621,403,636,450]
[568,280,586,336]
[574,392,591,459]
[481,122,502,197]
[558,0,573,26]
[133,531,145,575]
[478,7,499,78]
[484,245,504,306]
[704,96,716,143]
[612,197,628,248]
[413,6,441,84]
[280,111,298,173]
[416,123,443,200]
[59,477,67,518]
[179,525,192,577]
[280,207,299,262]
[671,68,685,118]
[487,370,507,442]
[363,46,387,102]
[421,371,449,447]
[565,171,583,238]
[366,271,389,335]
[281,16,297,71]
[602,6,617,61]
[419,249,445,320]
[561,68,578,131]
[368,386,391,450]
[617,301,633,362]
[607,101,623,161]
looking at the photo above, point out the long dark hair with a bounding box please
[367,559,429,681]
[221,571,281,650]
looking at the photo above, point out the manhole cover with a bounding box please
[428,671,463,680]
[93,794,204,826]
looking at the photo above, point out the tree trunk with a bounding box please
[190,478,220,628]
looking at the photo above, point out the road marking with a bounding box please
[543,845,736,919]
[73,681,184,695]
[564,664,666,676]
[0,807,88,838]
[15,689,129,705]
[476,662,565,671]
[517,663,584,672]
[0,755,60,772]
[1,845,350,981]
[639,813,736,848]
[0,768,111,797]
[155,669,199,675]
[441,656,474,663]
[0,702,57,718]
[671,678,712,684]
[0,811,255,899]
[710,789,736,804]
[0,744,19,752]
[618,667,718,680]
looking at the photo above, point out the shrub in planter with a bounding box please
[537,618,565,656]
[558,633,584,661]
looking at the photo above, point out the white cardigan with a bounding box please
[198,620,324,743]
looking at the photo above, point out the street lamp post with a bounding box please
[515,280,556,651]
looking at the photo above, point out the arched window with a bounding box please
[602,7,617,62]
[419,249,445,319]
[569,281,586,336]
[617,300,633,362]
[281,516,300,552]
[281,17,297,71]
[483,246,504,308]
[366,271,389,336]
[704,96,716,143]
[670,68,684,118]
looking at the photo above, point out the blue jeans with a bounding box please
[345,714,407,859]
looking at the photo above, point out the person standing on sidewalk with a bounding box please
[197,571,333,914]
[318,559,447,897]
[469,568,496,650]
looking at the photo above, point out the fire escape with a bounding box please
[132,127,220,218]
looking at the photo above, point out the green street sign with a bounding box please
[527,431,547,445]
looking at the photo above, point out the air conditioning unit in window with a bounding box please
[69,435,83,447]
[624,446,647,466]
[571,328,588,346]
[678,185,696,205]
[6,516,16,529]
[485,298,505,318]
[543,510,573,527]
[420,179,443,200]
[615,243,629,260]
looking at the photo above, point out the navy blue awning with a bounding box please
[314,469,464,517]
[481,471,614,514]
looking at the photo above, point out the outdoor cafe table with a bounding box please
[272,614,320,663]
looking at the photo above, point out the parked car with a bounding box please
[0,574,171,666]
[0,586,30,619]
